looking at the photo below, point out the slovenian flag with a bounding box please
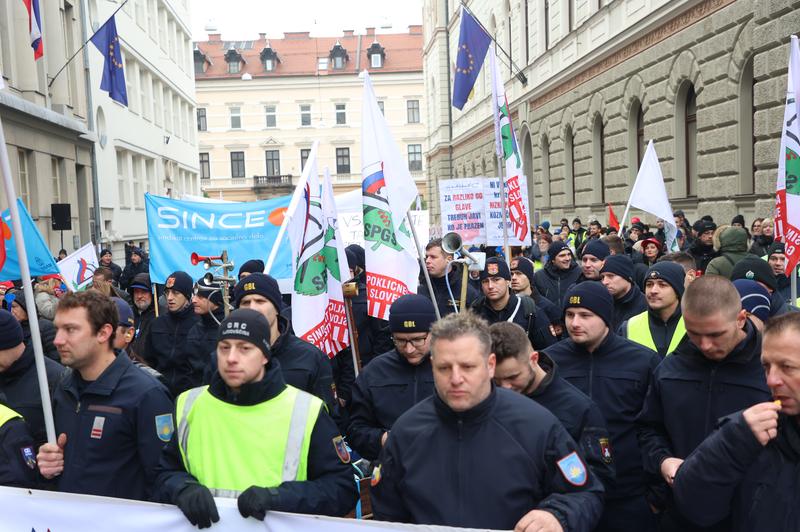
[23,0,43,60]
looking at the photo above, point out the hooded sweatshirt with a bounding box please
[705,227,759,279]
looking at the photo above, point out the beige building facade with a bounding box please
[424,0,799,229]
[194,27,429,203]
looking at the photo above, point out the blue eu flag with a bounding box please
[90,15,128,106]
[452,7,492,110]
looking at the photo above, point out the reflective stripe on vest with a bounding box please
[175,384,321,497]
[0,403,22,428]
[626,311,686,356]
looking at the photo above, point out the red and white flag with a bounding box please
[360,71,419,320]
[774,36,800,275]
[23,0,43,60]
[287,142,349,358]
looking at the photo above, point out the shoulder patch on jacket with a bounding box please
[155,413,174,442]
[557,451,588,486]
[332,435,351,464]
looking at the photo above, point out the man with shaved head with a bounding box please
[636,275,770,531]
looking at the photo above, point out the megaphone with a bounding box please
[442,232,462,255]
[190,252,222,266]
[442,231,484,271]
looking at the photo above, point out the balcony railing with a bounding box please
[253,174,293,188]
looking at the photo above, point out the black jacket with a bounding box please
[636,321,770,480]
[687,241,717,274]
[0,415,39,488]
[748,234,774,257]
[417,264,480,317]
[119,260,149,291]
[183,309,224,390]
[131,304,156,360]
[529,354,615,491]
[611,285,647,331]
[347,349,434,460]
[545,332,659,501]
[144,304,201,396]
[20,317,59,362]
[51,354,174,500]
[372,386,605,531]
[673,411,800,531]
[0,343,68,447]
[155,359,358,516]
[104,261,123,285]
[533,262,582,311]
[471,293,557,350]
[271,316,336,413]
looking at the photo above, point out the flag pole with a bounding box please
[497,158,511,260]
[0,115,57,445]
[408,209,441,320]
[792,267,797,305]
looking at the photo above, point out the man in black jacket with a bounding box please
[372,311,604,532]
[491,321,615,490]
[600,255,646,330]
[99,249,122,286]
[417,238,479,316]
[347,294,436,460]
[3,288,59,362]
[544,282,660,532]
[579,239,610,283]
[184,277,227,390]
[673,312,800,531]
[0,309,68,447]
[0,402,39,487]
[119,247,149,290]
[155,309,357,527]
[233,273,335,412]
[687,221,717,274]
[127,272,156,361]
[533,241,582,311]
[636,275,770,531]
[471,257,556,350]
[144,271,201,396]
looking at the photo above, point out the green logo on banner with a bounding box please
[294,225,342,297]
[787,147,800,196]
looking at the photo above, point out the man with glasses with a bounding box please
[347,294,436,460]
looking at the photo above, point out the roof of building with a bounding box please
[194,27,423,80]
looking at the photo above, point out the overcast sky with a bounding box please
[189,0,424,41]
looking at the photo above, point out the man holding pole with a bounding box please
[417,238,479,317]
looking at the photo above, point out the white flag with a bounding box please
[361,71,419,320]
[287,146,349,358]
[57,242,99,291]
[489,45,531,246]
[629,141,678,251]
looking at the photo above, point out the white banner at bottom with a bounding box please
[0,486,501,532]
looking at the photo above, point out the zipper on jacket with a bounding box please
[412,366,418,404]
[704,366,718,434]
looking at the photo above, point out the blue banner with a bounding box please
[0,199,60,281]
[144,194,292,284]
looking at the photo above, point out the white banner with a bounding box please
[438,178,486,245]
[338,210,429,248]
[57,242,99,291]
[0,486,499,532]
[483,177,530,247]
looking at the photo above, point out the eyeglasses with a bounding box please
[393,335,428,349]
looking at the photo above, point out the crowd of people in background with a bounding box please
[0,210,798,532]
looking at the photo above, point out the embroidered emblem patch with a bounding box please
[599,438,613,464]
[557,451,588,486]
[90,416,105,439]
[165,276,176,288]
[487,263,499,276]
[155,413,174,442]
[332,435,351,464]
[20,446,36,469]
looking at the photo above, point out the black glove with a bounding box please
[237,486,273,520]
[175,482,220,529]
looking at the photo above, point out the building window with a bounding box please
[51,157,63,203]
[627,99,645,185]
[541,135,551,209]
[230,151,245,178]
[17,150,30,210]
[265,150,281,176]
[230,106,241,129]
[197,107,207,131]
[592,115,605,204]
[371,53,382,68]
[194,51,206,74]
[739,56,755,195]
[685,87,697,197]
[264,58,274,71]
[199,152,210,179]
[265,105,276,128]
[407,100,420,123]
[300,104,311,126]
[336,148,350,174]
[300,149,311,170]
[227,58,240,74]
[564,127,575,207]
[544,0,550,51]
[335,103,346,125]
[116,151,127,206]
[408,144,423,172]
[317,57,328,71]
[333,55,344,69]
[676,83,698,198]
[377,100,385,115]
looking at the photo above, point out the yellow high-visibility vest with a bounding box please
[627,310,686,356]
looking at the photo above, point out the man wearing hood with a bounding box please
[144,271,201,396]
[705,226,758,278]
[119,247,149,290]
[687,221,718,274]
[184,277,228,390]
[232,273,335,412]
[417,238,479,316]
[636,275,771,531]
[533,241,582,311]
[127,272,156,360]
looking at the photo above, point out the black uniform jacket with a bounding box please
[144,303,200,396]
[155,359,358,517]
[372,386,605,532]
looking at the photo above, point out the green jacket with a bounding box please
[705,227,759,278]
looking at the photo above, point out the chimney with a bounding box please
[208,33,221,42]
[366,27,375,36]
[408,25,422,34]
[259,33,267,40]
[285,31,311,39]
[343,29,354,37]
